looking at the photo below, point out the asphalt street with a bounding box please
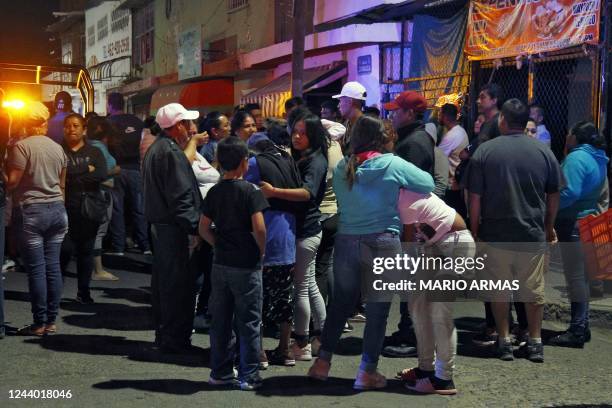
[1,252,612,408]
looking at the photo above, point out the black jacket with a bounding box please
[63,142,107,211]
[142,132,202,235]
[394,121,435,176]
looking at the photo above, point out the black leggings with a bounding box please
[61,210,100,297]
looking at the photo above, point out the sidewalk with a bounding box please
[544,248,612,329]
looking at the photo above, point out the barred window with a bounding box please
[87,25,95,47]
[97,15,108,41]
[111,8,130,33]
[133,2,155,65]
[228,0,248,12]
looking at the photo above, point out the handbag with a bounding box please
[81,190,109,223]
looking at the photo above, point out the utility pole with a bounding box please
[291,0,306,97]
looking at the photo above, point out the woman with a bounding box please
[87,116,121,281]
[525,118,538,138]
[230,111,257,142]
[549,121,608,348]
[200,111,230,163]
[8,102,68,336]
[307,115,434,390]
[259,112,329,361]
[61,113,108,304]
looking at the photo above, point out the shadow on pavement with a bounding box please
[256,376,408,397]
[60,302,154,331]
[101,254,151,275]
[333,336,363,356]
[4,290,30,302]
[92,379,214,395]
[23,334,209,367]
[90,287,151,305]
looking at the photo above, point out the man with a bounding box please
[476,83,503,143]
[245,103,265,132]
[106,92,150,255]
[0,89,9,338]
[386,91,434,175]
[284,97,305,118]
[424,123,450,199]
[438,103,468,217]
[468,99,561,363]
[47,91,73,144]
[333,81,367,154]
[320,100,340,122]
[382,90,435,358]
[143,103,202,353]
[529,104,551,147]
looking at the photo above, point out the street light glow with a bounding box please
[2,99,26,110]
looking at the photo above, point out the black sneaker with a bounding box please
[496,340,514,361]
[547,331,585,349]
[343,322,354,333]
[76,294,94,304]
[267,347,296,366]
[382,344,418,358]
[523,342,544,363]
[239,374,263,391]
[430,376,458,396]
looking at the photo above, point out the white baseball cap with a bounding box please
[156,103,199,129]
[332,81,367,101]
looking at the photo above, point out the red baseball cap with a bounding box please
[383,91,428,112]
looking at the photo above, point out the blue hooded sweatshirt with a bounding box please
[333,153,435,235]
[558,144,609,220]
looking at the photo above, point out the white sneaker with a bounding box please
[291,341,312,361]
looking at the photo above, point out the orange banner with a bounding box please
[465,0,601,60]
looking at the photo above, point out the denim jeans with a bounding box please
[209,263,262,382]
[17,202,68,326]
[556,218,590,336]
[293,232,326,338]
[315,213,337,304]
[109,169,150,252]
[150,224,196,347]
[319,232,400,372]
[0,206,5,334]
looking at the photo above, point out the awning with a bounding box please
[241,62,347,118]
[118,0,152,10]
[88,56,131,83]
[150,78,234,114]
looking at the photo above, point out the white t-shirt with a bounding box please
[438,124,468,176]
[192,152,220,199]
[398,189,456,244]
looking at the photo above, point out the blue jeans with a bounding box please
[556,218,590,336]
[17,202,68,326]
[110,168,150,252]
[319,232,400,372]
[209,263,262,382]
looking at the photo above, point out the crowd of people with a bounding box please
[0,79,607,394]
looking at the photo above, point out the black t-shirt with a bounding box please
[108,114,144,169]
[478,113,500,144]
[202,179,269,268]
[467,133,561,242]
[296,151,327,238]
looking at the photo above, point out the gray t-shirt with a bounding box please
[467,133,561,242]
[8,135,67,206]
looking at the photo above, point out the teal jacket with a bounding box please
[558,144,608,220]
[333,153,434,235]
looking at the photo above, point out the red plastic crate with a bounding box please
[578,209,612,280]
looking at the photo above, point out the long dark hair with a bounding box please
[569,121,606,150]
[290,113,329,162]
[87,116,113,141]
[345,115,387,190]
[230,110,253,137]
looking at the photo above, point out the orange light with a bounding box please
[2,100,25,110]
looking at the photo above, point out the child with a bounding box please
[396,188,475,395]
[199,137,269,391]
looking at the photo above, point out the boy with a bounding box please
[199,137,268,390]
[396,189,475,395]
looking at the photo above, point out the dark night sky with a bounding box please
[0,0,60,65]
